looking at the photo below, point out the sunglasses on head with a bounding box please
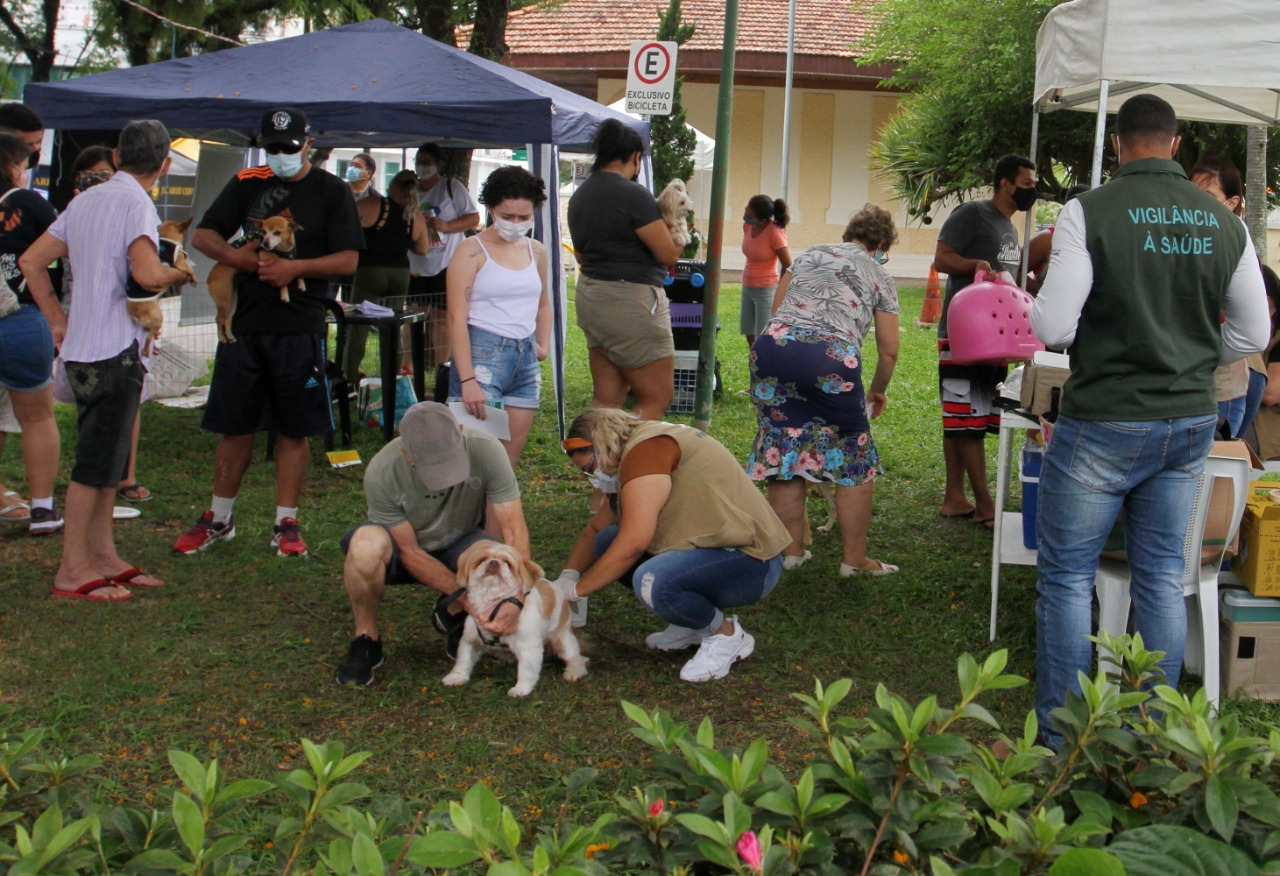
[265,142,303,155]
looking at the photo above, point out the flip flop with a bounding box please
[0,490,30,523]
[117,483,153,503]
[113,506,141,520]
[839,559,900,577]
[974,516,996,530]
[108,567,163,589]
[938,510,975,519]
[51,579,136,602]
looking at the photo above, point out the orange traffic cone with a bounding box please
[918,265,942,325]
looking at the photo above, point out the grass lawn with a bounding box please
[1,281,1275,817]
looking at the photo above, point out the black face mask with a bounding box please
[1012,185,1038,212]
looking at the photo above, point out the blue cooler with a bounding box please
[1021,444,1043,550]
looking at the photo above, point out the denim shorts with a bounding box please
[65,341,144,488]
[448,325,541,410]
[0,305,55,392]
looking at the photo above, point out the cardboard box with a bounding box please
[1221,615,1280,700]
[1232,482,1280,596]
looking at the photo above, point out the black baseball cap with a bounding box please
[260,107,310,149]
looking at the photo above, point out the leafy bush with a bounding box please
[3,633,1279,874]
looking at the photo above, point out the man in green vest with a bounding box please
[1029,94,1269,750]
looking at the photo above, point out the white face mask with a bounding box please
[416,163,438,181]
[493,216,534,242]
[586,468,618,493]
[267,151,304,180]
[17,168,31,190]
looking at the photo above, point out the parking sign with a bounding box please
[625,41,678,116]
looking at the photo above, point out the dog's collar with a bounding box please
[478,595,524,647]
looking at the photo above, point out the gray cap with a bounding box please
[399,402,468,490]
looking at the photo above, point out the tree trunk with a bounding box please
[468,0,509,62]
[1246,124,1268,262]
[415,0,457,46]
[0,0,60,82]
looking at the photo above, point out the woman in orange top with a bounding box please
[739,194,792,349]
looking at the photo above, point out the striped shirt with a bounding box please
[49,172,158,363]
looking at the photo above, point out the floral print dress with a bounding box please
[745,242,899,487]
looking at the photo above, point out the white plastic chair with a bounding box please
[1093,453,1251,708]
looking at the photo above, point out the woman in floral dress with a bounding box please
[745,204,900,576]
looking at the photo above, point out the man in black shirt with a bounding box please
[174,107,363,559]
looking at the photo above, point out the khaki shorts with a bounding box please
[576,276,675,370]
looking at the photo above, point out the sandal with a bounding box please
[118,483,153,503]
[1,490,30,523]
[839,559,900,577]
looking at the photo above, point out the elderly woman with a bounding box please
[550,408,789,683]
[745,204,901,576]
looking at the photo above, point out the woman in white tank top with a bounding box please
[446,166,551,467]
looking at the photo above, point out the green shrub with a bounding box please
[3,633,1280,874]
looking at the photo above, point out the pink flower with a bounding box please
[786,428,804,438]
[857,433,869,446]
[751,463,768,478]
[766,323,787,339]
[649,798,665,817]
[843,356,859,369]
[765,447,782,465]
[737,831,763,874]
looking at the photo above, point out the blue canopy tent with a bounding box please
[24,18,648,433]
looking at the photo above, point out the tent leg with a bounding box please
[1090,79,1110,188]
[531,142,567,437]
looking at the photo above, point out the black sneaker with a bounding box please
[335,635,384,686]
[433,593,468,660]
[28,506,64,536]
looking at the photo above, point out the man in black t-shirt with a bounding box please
[174,107,363,560]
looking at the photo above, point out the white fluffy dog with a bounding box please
[442,542,587,697]
[657,178,692,248]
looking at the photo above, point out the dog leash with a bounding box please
[477,595,525,647]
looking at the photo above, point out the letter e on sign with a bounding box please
[626,40,678,116]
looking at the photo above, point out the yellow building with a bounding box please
[501,0,955,282]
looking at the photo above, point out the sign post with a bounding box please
[626,41,678,116]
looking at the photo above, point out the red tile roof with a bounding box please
[504,0,878,60]
[488,0,892,88]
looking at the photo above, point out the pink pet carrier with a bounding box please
[946,273,1044,365]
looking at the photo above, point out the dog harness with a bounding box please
[477,595,525,647]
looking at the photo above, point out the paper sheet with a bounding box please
[448,401,511,440]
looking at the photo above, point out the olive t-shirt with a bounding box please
[363,430,519,552]
[567,171,666,286]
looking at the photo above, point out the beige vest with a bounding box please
[620,422,791,560]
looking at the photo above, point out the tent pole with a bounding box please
[693,0,739,431]
[779,0,797,202]
[1020,107,1040,291]
[532,143,568,437]
[1090,79,1110,188]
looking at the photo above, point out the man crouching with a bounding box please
[335,402,528,686]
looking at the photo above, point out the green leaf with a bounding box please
[203,834,247,861]
[1050,847,1124,875]
[34,817,94,869]
[563,767,598,798]
[674,812,727,842]
[319,782,372,811]
[754,790,799,817]
[171,791,205,857]
[404,831,481,869]
[351,831,385,876]
[330,750,374,781]
[128,847,187,869]
[1204,775,1238,842]
[216,778,274,805]
[1109,824,1260,876]
[957,653,979,698]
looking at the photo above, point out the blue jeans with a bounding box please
[1238,369,1268,439]
[594,525,782,632]
[1034,413,1217,748]
[1218,395,1246,438]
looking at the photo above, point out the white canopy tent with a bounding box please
[1033,0,1280,188]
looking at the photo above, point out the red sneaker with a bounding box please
[271,517,308,558]
[173,511,235,555]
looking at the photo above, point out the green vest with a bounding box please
[1064,158,1248,421]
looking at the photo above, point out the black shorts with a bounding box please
[202,333,333,438]
[408,270,447,311]
[65,341,144,488]
[339,523,493,583]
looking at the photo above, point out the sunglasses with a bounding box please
[264,142,303,155]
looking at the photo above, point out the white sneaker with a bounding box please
[782,550,812,570]
[645,623,707,651]
[680,617,755,683]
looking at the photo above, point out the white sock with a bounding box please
[31,496,53,511]
[211,495,235,525]
[276,506,298,526]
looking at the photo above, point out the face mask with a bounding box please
[267,151,304,180]
[416,163,438,181]
[17,169,31,190]
[586,468,618,493]
[743,213,761,227]
[873,251,887,265]
[1012,185,1038,212]
[345,166,366,182]
[494,216,534,242]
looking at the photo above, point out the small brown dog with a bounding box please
[657,178,692,248]
[126,217,197,356]
[206,215,303,344]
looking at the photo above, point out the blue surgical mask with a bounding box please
[267,151,304,180]
[873,251,888,265]
[345,165,366,182]
[743,213,761,227]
